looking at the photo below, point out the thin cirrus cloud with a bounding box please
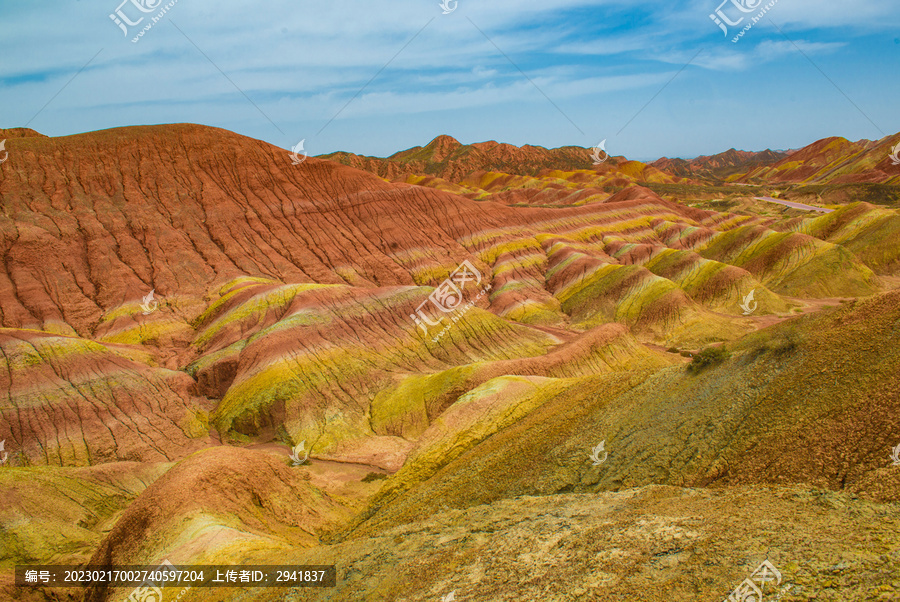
[0,0,897,159]
[326,71,677,121]
[684,0,900,31]
[758,0,900,29]
[659,39,848,72]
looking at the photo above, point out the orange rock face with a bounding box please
[651,135,900,184]
[0,124,885,470]
[322,134,683,205]
[1,124,898,602]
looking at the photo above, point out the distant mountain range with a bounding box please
[735,135,900,184]
[323,133,900,187]
[320,134,598,181]
[649,148,791,180]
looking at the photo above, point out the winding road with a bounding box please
[755,196,834,213]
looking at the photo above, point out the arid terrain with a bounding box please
[1,124,899,601]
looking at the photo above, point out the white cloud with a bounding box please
[658,37,845,72]
[0,0,896,157]
[323,70,676,120]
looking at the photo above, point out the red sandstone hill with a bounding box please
[0,124,715,470]
[321,135,680,205]
[0,125,522,336]
[649,133,900,187]
[0,124,708,341]
[685,135,900,185]
[0,127,47,139]
[1,124,899,601]
[650,148,789,180]
[321,134,596,181]
[0,122,884,475]
[737,134,900,184]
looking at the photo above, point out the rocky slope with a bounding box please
[651,148,789,181]
[649,134,900,190]
[255,485,900,601]
[735,135,900,185]
[321,134,599,181]
[321,135,681,206]
[0,124,898,601]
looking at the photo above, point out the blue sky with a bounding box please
[1,0,898,161]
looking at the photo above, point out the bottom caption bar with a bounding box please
[16,562,336,588]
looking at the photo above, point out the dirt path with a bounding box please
[524,322,579,343]
[756,196,834,213]
[645,342,692,362]
[241,441,391,472]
